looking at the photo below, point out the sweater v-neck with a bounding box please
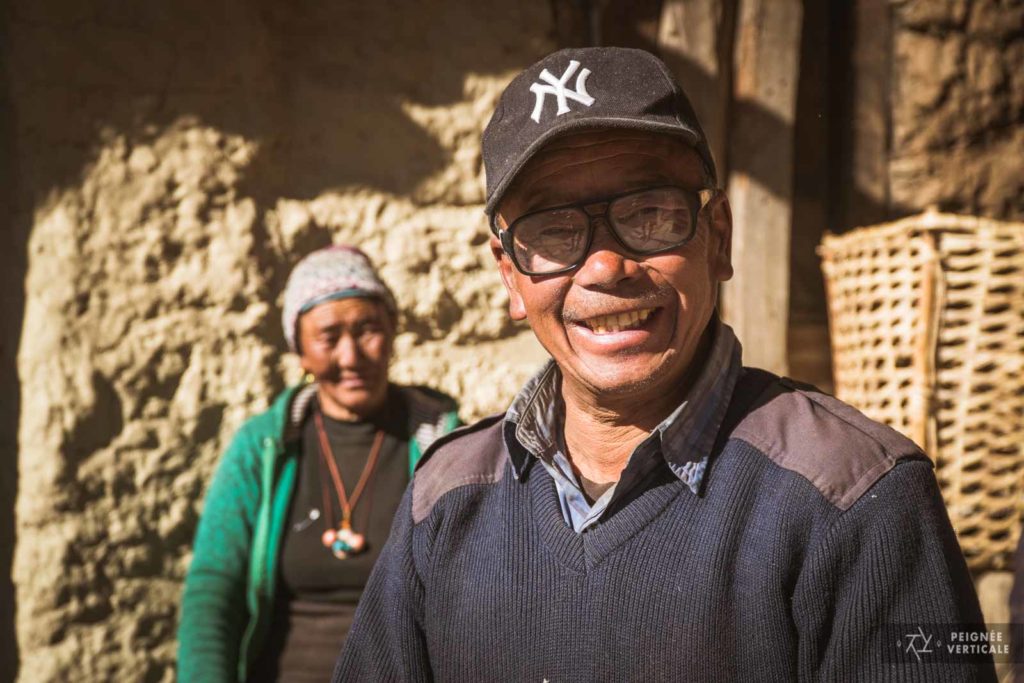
[528,463,688,572]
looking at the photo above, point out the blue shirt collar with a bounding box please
[503,318,743,494]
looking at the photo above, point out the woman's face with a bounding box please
[297,297,394,421]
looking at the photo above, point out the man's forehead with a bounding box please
[520,129,704,183]
[503,128,705,203]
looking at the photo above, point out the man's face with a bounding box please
[298,297,394,420]
[491,129,733,402]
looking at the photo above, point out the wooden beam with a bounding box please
[721,0,802,375]
[842,0,892,229]
[657,0,735,182]
[598,0,665,50]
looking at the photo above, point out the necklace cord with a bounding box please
[314,411,385,528]
[315,440,335,531]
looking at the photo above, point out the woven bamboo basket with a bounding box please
[819,209,1024,571]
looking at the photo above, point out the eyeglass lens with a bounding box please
[510,187,698,274]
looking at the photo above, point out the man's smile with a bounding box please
[574,306,657,334]
[565,305,671,356]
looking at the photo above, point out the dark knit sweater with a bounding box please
[334,371,995,682]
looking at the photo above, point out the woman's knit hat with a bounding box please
[282,245,397,352]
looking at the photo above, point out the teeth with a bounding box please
[583,308,654,333]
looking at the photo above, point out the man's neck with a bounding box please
[561,400,660,494]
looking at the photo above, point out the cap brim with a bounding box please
[484,116,702,223]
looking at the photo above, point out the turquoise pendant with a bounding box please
[330,526,366,559]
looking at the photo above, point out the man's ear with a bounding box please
[490,234,528,321]
[707,192,734,282]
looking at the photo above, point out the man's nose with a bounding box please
[572,217,640,288]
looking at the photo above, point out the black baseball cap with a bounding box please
[482,46,717,225]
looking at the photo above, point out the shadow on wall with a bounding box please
[1,6,25,679]
[8,0,546,321]
[5,1,552,679]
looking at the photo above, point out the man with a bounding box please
[335,47,994,681]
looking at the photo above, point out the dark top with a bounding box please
[336,369,995,682]
[250,390,412,683]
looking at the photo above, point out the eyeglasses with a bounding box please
[495,186,716,276]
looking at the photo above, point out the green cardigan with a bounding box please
[177,383,459,682]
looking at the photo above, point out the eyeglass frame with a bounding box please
[493,185,718,276]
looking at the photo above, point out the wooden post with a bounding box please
[840,0,892,230]
[599,0,665,50]
[721,0,802,375]
[657,0,735,182]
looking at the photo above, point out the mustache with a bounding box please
[561,286,668,323]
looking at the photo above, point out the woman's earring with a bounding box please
[303,372,315,384]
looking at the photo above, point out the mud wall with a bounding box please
[6,2,553,680]
[890,0,1024,218]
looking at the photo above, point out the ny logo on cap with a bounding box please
[529,60,595,123]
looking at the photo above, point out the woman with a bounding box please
[178,245,459,682]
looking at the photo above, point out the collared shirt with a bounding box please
[503,318,742,532]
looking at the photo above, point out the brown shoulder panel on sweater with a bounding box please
[412,414,507,524]
[730,376,928,511]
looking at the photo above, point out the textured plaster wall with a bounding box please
[890,0,1024,218]
[8,2,553,681]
